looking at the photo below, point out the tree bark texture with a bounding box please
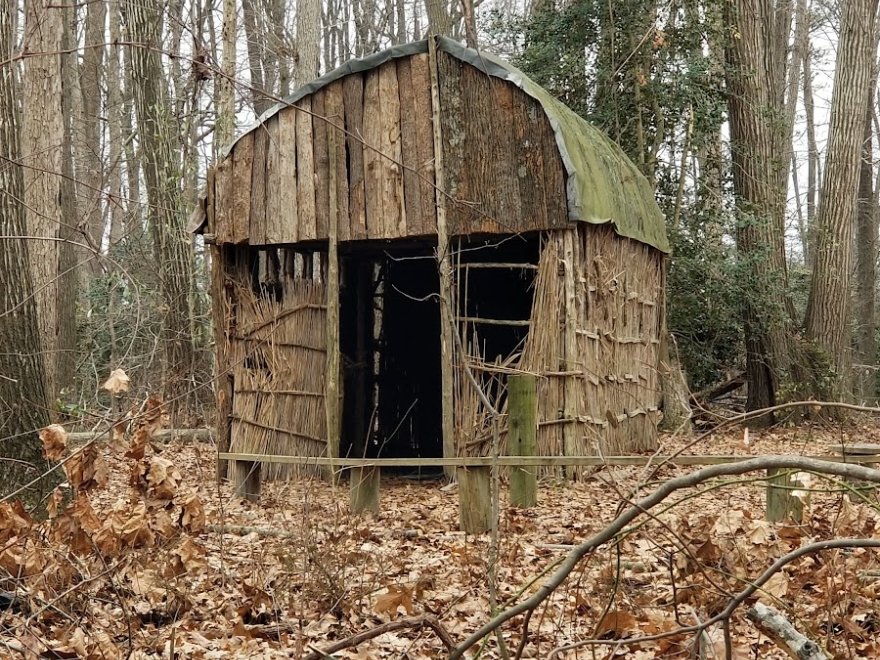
[0,1,52,500]
[295,0,322,86]
[805,0,878,396]
[80,0,106,266]
[725,0,798,416]
[21,0,65,404]
[122,0,197,422]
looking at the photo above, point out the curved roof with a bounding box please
[216,37,670,253]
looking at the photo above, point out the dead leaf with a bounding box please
[101,368,130,396]
[595,609,637,639]
[40,424,68,461]
[178,493,206,533]
[374,584,413,617]
[63,443,108,492]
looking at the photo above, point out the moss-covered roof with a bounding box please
[216,37,670,253]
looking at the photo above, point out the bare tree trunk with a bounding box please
[216,0,236,148]
[107,0,126,246]
[80,0,106,266]
[21,0,65,404]
[425,0,453,36]
[805,0,878,398]
[122,0,197,423]
[855,91,878,403]
[725,0,799,419]
[0,0,53,501]
[803,35,819,263]
[295,0,321,86]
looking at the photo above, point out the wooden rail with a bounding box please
[218,453,880,467]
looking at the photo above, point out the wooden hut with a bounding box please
[191,37,670,483]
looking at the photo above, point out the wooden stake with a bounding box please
[326,126,341,481]
[429,37,456,479]
[561,230,579,478]
[508,374,538,507]
[349,466,380,514]
[766,468,803,523]
[458,466,492,533]
[232,460,261,502]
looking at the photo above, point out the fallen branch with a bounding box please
[747,602,828,660]
[304,614,454,660]
[452,457,880,659]
[206,524,299,539]
[68,428,214,445]
[689,372,746,405]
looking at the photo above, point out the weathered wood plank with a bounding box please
[378,61,405,237]
[489,79,522,231]
[231,133,254,243]
[324,81,350,243]
[295,98,317,241]
[343,74,367,240]
[214,158,232,243]
[397,57,423,236]
[264,115,284,244]
[362,69,383,238]
[277,107,298,243]
[457,467,492,533]
[349,466,380,514]
[205,166,216,234]
[312,90,329,241]
[437,51,464,237]
[508,374,538,508]
[410,53,437,236]
[249,124,269,245]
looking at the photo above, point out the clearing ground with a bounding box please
[4,422,880,658]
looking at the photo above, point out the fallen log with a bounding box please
[690,372,746,406]
[746,602,828,660]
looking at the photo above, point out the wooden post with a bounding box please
[232,460,261,502]
[508,374,538,507]
[325,126,341,481]
[428,37,456,479]
[561,230,579,478]
[349,466,380,514]
[458,466,492,533]
[766,468,803,523]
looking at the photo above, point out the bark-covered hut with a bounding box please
[191,37,671,480]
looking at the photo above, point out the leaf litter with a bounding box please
[2,410,880,658]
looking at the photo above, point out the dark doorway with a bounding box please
[340,242,442,461]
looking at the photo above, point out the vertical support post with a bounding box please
[428,37,456,478]
[766,468,803,523]
[232,460,261,502]
[326,125,341,482]
[211,244,233,482]
[561,230,579,478]
[458,465,492,533]
[509,374,538,507]
[350,466,380,514]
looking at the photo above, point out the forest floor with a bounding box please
[4,418,880,658]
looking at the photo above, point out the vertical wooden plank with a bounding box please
[205,166,216,235]
[264,115,283,244]
[325,81,350,244]
[562,229,579,478]
[397,57,423,236]
[490,80,522,231]
[429,38,456,478]
[410,53,437,236]
[232,460,261,502]
[379,62,405,238]
[277,107,298,243]
[766,468,804,523]
[437,51,464,236]
[312,90,329,240]
[296,98,317,241]
[508,374,538,508]
[213,157,232,243]
[343,74,367,240]
[349,466,380,514]
[232,134,254,243]
[326,128,341,479]
[250,124,269,245]
[362,70,383,238]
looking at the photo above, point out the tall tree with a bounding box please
[80,0,106,265]
[295,0,321,86]
[806,0,879,396]
[0,0,52,500]
[725,0,800,416]
[21,0,65,403]
[122,0,197,421]
[216,0,237,149]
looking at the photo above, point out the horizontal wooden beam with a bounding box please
[218,453,880,468]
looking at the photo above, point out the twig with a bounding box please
[303,614,455,660]
[746,602,829,660]
[451,457,880,658]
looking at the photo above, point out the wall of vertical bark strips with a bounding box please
[196,39,667,479]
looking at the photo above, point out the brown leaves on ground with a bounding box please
[39,424,67,461]
[5,424,880,657]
